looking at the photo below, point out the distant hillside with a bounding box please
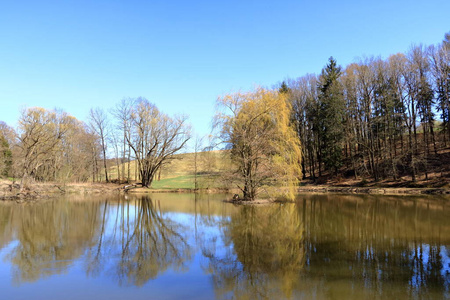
[109,150,232,189]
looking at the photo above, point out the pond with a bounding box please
[0,193,449,299]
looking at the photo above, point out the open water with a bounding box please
[0,193,449,299]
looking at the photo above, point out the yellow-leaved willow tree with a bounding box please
[214,87,302,200]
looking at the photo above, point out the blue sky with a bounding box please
[1,0,449,147]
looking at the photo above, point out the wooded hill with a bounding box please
[112,146,449,190]
[281,33,450,186]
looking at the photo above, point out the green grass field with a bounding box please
[150,174,223,189]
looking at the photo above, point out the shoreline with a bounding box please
[126,185,450,195]
[1,179,449,202]
[297,186,450,195]
[0,180,121,202]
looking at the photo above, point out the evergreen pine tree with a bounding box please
[317,57,345,175]
[0,133,12,177]
[279,81,290,94]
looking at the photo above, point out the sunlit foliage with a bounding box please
[215,87,302,200]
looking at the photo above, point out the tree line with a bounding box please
[0,98,190,188]
[285,33,449,182]
[0,32,448,197]
[213,32,449,200]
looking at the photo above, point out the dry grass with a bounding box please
[108,150,230,185]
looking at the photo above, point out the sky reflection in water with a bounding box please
[0,193,449,299]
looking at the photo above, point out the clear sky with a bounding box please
[1,0,449,147]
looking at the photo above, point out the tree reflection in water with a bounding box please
[0,204,13,250]
[202,204,305,299]
[5,200,102,284]
[1,195,191,287]
[1,193,449,299]
[299,195,450,299]
[202,196,450,300]
[84,195,191,286]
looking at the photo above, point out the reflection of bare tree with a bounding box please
[85,195,191,286]
[203,204,305,299]
[6,200,101,284]
[0,204,13,250]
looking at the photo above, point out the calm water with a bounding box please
[0,193,449,300]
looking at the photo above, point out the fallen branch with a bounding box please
[121,183,140,192]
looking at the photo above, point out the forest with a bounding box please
[0,32,449,194]
[285,33,449,184]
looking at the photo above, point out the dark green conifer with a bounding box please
[0,133,12,177]
[317,57,345,175]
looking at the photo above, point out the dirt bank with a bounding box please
[298,176,450,195]
[297,186,450,195]
[0,179,120,202]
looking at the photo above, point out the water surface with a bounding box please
[0,193,449,299]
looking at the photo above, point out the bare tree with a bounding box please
[126,98,191,188]
[430,37,450,144]
[58,118,98,182]
[109,129,121,182]
[89,108,110,183]
[17,108,71,186]
[193,135,204,191]
[112,98,136,183]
